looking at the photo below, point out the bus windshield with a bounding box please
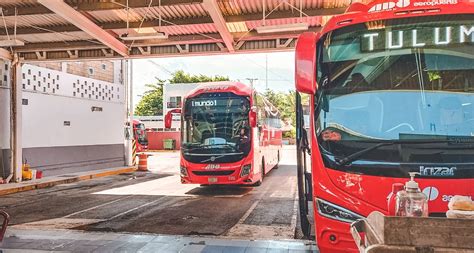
[182,93,251,164]
[316,15,474,166]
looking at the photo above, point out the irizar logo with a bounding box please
[205,164,220,170]
[369,0,410,12]
[419,166,456,177]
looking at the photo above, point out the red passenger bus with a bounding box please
[132,119,148,152]
[294,1,474,252]
[165,82,282,186]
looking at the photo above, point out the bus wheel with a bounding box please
[274,151,280,169]
[252,160,265,187]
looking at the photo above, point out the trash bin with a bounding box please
[163,139,176,150]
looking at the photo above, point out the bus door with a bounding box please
[296,91,313,239]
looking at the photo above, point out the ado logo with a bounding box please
[369,0,410,12]
[422,186,439,201]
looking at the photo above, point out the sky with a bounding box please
[131,51,295,106]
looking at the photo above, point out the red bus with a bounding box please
[166,82,282,186]
[294,1,474,252]
[132,119,148,152]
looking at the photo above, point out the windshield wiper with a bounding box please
[336,142,395,166]
[200,152,244,163]
[335,139,461,166]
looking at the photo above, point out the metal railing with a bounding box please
[0,210,9,243]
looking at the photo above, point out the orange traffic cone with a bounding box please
[137,153,148,172]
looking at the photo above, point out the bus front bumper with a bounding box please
[315,214,358,253]
[180,166,261,185]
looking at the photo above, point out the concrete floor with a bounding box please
[1,227,318,252]
[0,146,300,242]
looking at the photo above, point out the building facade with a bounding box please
[0,60,126,178]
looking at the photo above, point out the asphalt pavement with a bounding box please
[0,146,300,243]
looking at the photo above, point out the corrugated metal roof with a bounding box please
[245,15,333,29]
[2,14,70,28]
[0,0,357,58]
[0,0,38,8]
[218,0,350,15]
[88,4,208,24]
[0,31,93,43]
[159,24,218,36]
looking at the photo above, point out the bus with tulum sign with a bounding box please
[294,0,474,252]
[165,82,282,186]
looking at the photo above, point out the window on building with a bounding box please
[88,67,94,76]
[167,96,182,108]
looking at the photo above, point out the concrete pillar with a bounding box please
[123,60,133,166]
[10,56,22,182]
[113,60,121,84]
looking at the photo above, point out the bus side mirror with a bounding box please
[165,109,181,129]
[249,109,257,128]
[295,32,319,95]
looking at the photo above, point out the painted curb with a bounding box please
[0,167,136,196]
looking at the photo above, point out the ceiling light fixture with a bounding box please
[120,32,168,41]
[255,23,309,34]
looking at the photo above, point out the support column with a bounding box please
[10,55,22,182]
[123,59,134,166]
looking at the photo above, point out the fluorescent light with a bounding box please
[255,23,309,34]
[133,27,157,34]
[226,22,249,33]
[120,32,168,41]
[0,39,25,47]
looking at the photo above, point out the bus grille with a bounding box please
[192,170,235,176]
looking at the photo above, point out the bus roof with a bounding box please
[185,81,252,99]
[321,0,473,36]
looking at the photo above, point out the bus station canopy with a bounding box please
[0,0,362,62]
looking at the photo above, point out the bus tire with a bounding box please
[253,178,262,187]
[253,159,265,187]
[274,151,280,169]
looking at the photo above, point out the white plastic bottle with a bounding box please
[395,172,428,217]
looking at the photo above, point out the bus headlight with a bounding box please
[180,166,188,177]
[316,198,364,223]
[240,164,252,177]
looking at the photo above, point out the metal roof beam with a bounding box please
[14,31,310,54]
[202,0,234,52]
[225,7,346,22]
[14,34,223,52]
[37,0,129,57]
[0,48,12,61]
[0,7,343,36]
[73,0,204,11]
[0,17,214,36]
[0,0,203,16]
[17,39,296,62]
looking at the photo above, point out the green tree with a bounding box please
[134,71,229,116]
[262,89,309,139]
[169,70,229,83]
[134,82,164,116]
